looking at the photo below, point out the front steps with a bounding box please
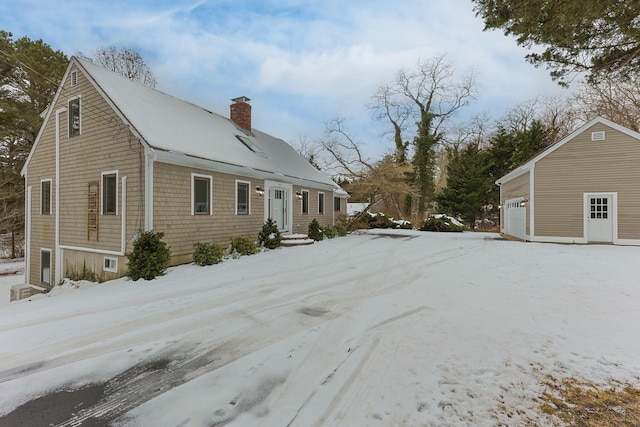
[281,234,314,247]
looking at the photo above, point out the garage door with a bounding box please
[504,198,526,240]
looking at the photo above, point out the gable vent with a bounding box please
[71,70,78,86]
[591,131,605,141]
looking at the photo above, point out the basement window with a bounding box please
[236,135,264,154]
[104,256,118,273]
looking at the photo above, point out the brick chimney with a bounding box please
[230,96,252,131]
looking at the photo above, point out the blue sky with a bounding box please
[1,0,570,158]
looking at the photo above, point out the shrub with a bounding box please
[334,224,348,236]
[323,226,337,239]
[230,236,259,256]
[258,218,282,249]
[127,231,171,281]
[308,219,324,241]
[419,215,465,232]
[193,242,224,266]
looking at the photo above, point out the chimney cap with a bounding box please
[232,96,251,104]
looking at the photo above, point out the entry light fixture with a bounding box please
[519,199,528,207]
[295,191,303,199]
[256,186,265,196]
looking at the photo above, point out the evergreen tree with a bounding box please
[0,31,67,257]
[437,143,492,227]
[472,0,640,85]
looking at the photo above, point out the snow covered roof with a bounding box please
[495,116,640,185]
[75,57,341,190]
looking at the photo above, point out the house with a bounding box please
[21,56,348,290]
[495,116,640,245]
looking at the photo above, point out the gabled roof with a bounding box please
[26,56,341,191]
[495,116,640,185]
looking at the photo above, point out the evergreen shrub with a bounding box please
[308,219,324,241]
[230,236,259,255]
[127,231,171,280]
[193,242,224,266]
[258,218,282,249]
[419,215,465,232]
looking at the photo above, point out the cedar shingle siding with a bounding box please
[22,57,347,287]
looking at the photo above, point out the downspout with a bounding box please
[529,166,535,240]
[121,176,127,253]
[25,186,31,285]
[144,147,155,231]
[54,108,66,285]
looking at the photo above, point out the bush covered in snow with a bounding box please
[258,218,282,249]
[308,219,324,241]
[193,242,224,266]
[356,212,414,230]
[127,231,171,281]
[229,236,260,256]
[419,214,465,232]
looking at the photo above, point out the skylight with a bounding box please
[236,135,264,154]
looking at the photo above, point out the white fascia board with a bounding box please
[153,150,339,192]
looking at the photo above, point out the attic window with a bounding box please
[591,131,605,141]
[236,135,264,154]
[71,70,78,86]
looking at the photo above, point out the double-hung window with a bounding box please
[102,172,117,215]
[41,179,51,215]
[236,180,250,215]
[334,196,341,212]
[69,98,81,137]
[301,190,309,214]
[318,192,325,215]
[192,174,212,215]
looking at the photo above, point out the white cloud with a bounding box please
[1,0,572,157]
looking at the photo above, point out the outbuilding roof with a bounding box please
[495,116,640,185]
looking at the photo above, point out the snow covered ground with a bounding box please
[0,230,638,426]
[0,259,24,308]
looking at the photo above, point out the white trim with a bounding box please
[40,248,52,285]
[264,180,293,233]
[529,166,535,238]
[616,239,640,246]
[318,192,325,215]
[101,170,119,215]
[121,176,127,253]
[55,108,65,285]
[59,245,124,256]
[191,173,213,215]
[235,179,251,215]
[583,192,618,244]
[103,256,118,273]
[301,189,309,214]
[145,148,155,231]
[40,178,52,215]
[25,186,32,285]
[530,235,587,244]
[153,150,339,192]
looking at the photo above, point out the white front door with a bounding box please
[271,188,287,231]
[585,193,614,242]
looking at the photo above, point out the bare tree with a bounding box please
[573,77,640,131]
[371,54,477,219]
[78,46,157,87]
